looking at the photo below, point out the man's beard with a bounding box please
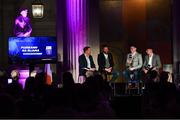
[104,51,108,54]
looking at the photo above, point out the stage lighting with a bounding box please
[32,0,44,18]
[30,70,37,78]
[11,70,20,81]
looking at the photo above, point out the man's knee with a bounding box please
[134,71,138,75]
[113,71,119,76]
[123,70,127,76]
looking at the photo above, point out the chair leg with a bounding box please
[138,83,140,94]
[140,82,142,94]
[128,83,131,95]
[113,82,116,96]
[125,83,127,94]
[125,83,129,94]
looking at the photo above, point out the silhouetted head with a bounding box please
[6,80,23,99]
[35,72,46,86]
[160,71,170,84]
[24,77,36,94]
[62,72,75,87]
[149,70,159,82]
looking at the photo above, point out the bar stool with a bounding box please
[107,74,116,96]
[108,71,119,96]
[126,72,142,95]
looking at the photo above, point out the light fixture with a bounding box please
[32,0,44,18]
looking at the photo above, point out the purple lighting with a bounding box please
[12,8,32,88]
[66,0,87,82]
[18,70,29,89]
[14,8,32,37]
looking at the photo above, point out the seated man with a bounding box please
[142,48,162,85]
[143,48,162,74]
[79,46,96,81]
[98,45,118,81]
[123,46,143,81]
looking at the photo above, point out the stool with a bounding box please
[126,73,142,95]
[107,74,116,96]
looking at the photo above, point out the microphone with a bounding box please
[127,54,133,68]
[128,54,133,62]
[129,54,132,59]
[145,64,151,70]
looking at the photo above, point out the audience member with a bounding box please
[0,69,179,118]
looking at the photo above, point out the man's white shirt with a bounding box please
[148,54,153,68]
[85,54,91,69]
[103,53,108,60]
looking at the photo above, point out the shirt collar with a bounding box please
[103,52,108,55]
[132,52,136,56]
[149,53,153,57]
[84,53,89,58]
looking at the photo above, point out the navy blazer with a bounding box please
[78,54,96,76]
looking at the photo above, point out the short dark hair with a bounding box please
[102,44,109,49]
[146,48,153,51]
[83,46,90,53]
[130,45,136,49]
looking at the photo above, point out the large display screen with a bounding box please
[8,37,57,64]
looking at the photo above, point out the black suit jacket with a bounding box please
[79,54,96,76]
[98,52,114,72]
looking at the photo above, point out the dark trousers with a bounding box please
[123,69,140,81]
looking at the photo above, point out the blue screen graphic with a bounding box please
[9,37,57,64]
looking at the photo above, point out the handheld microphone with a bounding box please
[127,54,133,69]
[128,54,133,62]
[145,64,152,71]
[129,54,132,59]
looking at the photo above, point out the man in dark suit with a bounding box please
[79,46,96,77]
[98,45,118,81]
[143,48,162,74]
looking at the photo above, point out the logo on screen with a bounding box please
[46,46,52,55]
